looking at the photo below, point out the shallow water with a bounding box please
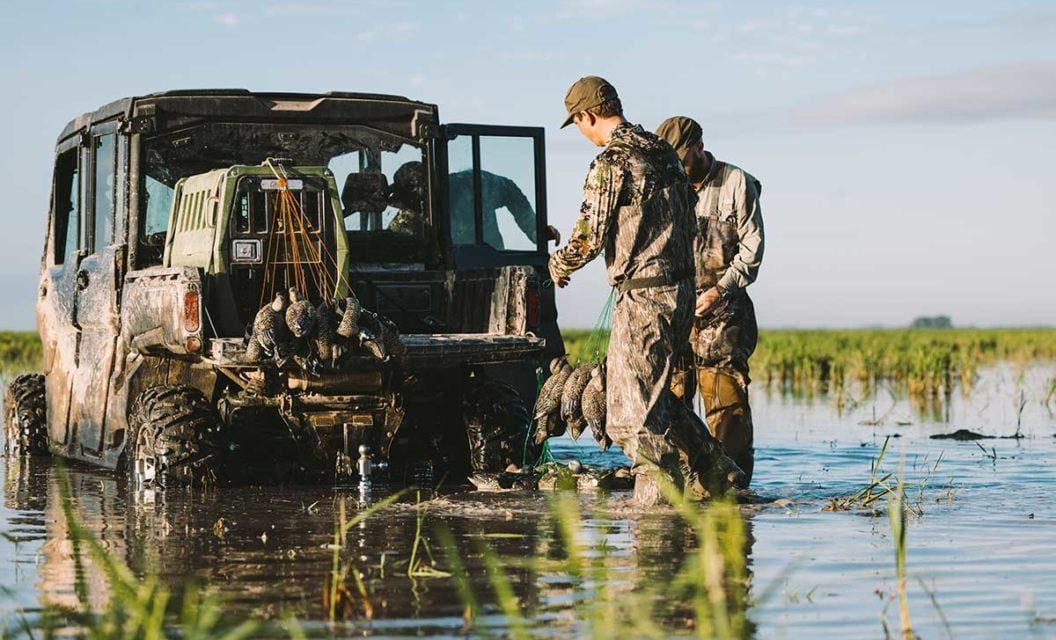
[2,363,1056,638]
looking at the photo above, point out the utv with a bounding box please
[4,90,563,487]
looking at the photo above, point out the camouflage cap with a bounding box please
[561,76,620,128]
[656,116,703,158]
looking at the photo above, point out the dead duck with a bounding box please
[245,292,290,362]
[285,287,316,338]
[468,470,539,492]
[313,300,340,366]
[532,357,572,446]
[560,362,597,440]
[581,363,610,452]
[356,310,388,362]
[336,295,362,339]
[378,314,405,357]
[536,462,633,492]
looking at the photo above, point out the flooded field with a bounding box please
[2,362,1056,638]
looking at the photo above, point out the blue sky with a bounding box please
[1,0,1054,329]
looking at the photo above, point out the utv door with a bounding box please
[39,138,86,449]
[437,124,563,360]
[66,123,126,457]
[439,124,549,270]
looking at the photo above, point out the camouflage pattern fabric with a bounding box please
[387,208,421,236]
[691,291,757,387]
[607,283,690,472]
[609,282,739,491]
[548,123,694,286]
[549,123,734,487]
[693,159,764,293]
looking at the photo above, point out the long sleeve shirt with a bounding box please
[693,160,764,292]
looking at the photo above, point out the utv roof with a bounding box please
[57,89,439,144]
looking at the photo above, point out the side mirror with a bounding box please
[341,172,390,216]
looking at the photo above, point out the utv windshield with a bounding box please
[138,122,429,265]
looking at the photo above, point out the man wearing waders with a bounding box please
[657,116,764,484]
[549,77,746,505]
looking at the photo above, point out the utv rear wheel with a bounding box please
[3,373,48,456]
[462,375,536,474]
[127,385,222,488]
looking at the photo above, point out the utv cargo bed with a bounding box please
[206,334,546,369]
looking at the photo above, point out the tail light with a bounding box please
[526,285,541,330]
[183,289,201,333]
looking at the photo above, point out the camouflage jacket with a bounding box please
[549,123,694,287]
[691,157,764,292]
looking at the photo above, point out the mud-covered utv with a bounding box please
[4,90,564,487]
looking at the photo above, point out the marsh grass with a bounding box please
[0,332,41,381]
[888,470,913,639]
[405,491,451,579]
[565,328,1056,408]
[440,482,756,639]
[325,489,407,623]
[827,437,944,517]
[1,466,267,639]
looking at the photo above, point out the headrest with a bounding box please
[341,172,390,215]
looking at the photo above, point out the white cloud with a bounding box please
[734,52,814,68]
[825,23,868,37]
[214,12,239,26]
[791,61,1056,126]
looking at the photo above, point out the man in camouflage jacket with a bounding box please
[657,116,764,482]
[550,78,745,503]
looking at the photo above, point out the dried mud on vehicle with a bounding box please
[8,90,565,488]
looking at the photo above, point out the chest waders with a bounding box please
[683,163,760,483]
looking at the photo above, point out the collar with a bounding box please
[606,122,640,146]
[694,152,722,193]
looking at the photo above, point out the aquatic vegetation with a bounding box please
[827,437,944,517]
[887,472,913,639]
[440,486,754,639]
[565,327,1056,406]
[1,466,270,639]
[826,436,897,512]
[0,332,41,378]
[325,489,407,623]
[405,492,451,579]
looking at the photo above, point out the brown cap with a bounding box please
[656,116,703,158]
[562,76,620,128]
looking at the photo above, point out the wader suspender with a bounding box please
[703,162,728,219]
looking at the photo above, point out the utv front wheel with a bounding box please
[3,373,48,456]
[127,385,222,488]
[462,375,536,474]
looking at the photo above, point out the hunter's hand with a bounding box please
[548,261,570,288]
[695,287,722,317]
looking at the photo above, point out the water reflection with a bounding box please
[3,362,1056,638]
[2,454,764,638]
